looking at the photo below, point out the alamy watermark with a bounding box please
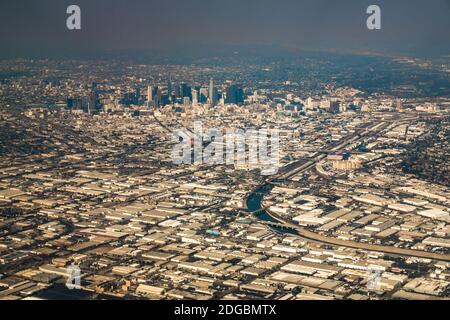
[66,5,381,31]
[66,5,81,30]
[171,121,279,176]
[367,5,381,30]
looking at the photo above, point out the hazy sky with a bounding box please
[0,0,449,59]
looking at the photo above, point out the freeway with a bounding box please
[272,119,391,181]
[248,116,450,262]
[265,209,450,262]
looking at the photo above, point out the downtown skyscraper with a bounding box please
[209,78,217,106]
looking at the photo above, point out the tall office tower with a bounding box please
[147,86,153,109]
[89,81,101,111]
[192,88,198,106]
[329,101,340,114]
[209,78,217,106]
[179,83,191,100]
[91,81,98,100]
[153,86,163,108]
[199,88,208,103]
[66,98,74,110]
[167,78,173,101]
[174,82,181,99]
[225,84,244,105]
[91,82,98,103]
[135,87,141,105]
[147,85,153,102]
[67,97,82,111]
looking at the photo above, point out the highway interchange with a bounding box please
[247,113,450,262]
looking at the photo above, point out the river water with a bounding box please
[246,184,298,235]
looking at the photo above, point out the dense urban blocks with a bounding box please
[0,56,449,301]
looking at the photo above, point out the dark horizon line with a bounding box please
[1,43,449,63]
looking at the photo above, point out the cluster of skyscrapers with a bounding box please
[66,77,246,113]
[145,78,244,108]
[66,82,101,113]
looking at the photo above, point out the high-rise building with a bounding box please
[147,85,153,109]
[225,84,244,105]
[330,101,340,114]
[66,97,84,111]
[151,87,162,108]
[174,82,180,99]
[135,87,141,105]
[167,78,173,102]
[180,83,191,99]
[147,85,153,103]
[87,82,102,112]
[192,88,198,106]
[199,88,208,103]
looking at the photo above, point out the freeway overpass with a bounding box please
[265,209,450,262]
